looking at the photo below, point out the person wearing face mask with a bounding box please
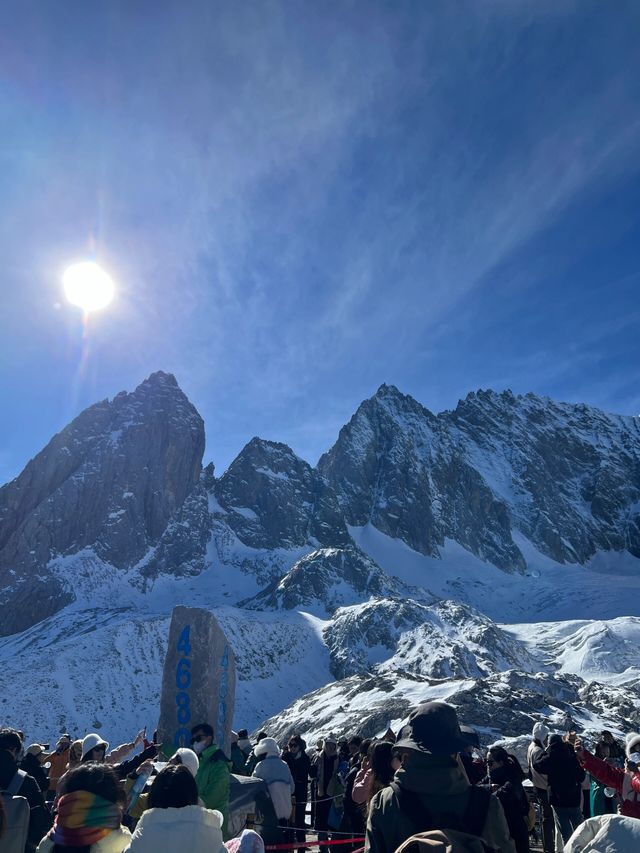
[574,733,640,819]
[190,723,231,839]
[484,747,530,853]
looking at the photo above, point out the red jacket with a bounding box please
[580,749,640,818]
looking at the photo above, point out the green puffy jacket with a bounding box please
[196,744,231,838]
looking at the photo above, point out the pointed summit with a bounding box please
[0,372,205,636]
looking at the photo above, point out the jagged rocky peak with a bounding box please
[214,437,349,550]
[321,382,640,570]
[243,547,407,616]
[0,372,205,636]
[450,388,640,563]
[318,384,525,572]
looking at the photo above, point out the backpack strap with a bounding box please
[4,769,27,796]
[462,786,491,837]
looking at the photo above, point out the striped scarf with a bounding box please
[48,790,122,846]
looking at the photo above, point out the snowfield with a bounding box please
[3,523,640,747]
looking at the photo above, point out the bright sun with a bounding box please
[63,261,115,313]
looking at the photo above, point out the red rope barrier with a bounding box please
[265,838,365,850]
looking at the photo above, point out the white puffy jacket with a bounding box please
[564,813,640,852]
[124,805,226,853]
[252,756,295,820]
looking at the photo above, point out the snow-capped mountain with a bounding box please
[2,373,640,747]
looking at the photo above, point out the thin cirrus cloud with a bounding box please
[0,0,638,482]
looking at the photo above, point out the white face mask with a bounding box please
[193,740,207,755]
[629,752,640,764]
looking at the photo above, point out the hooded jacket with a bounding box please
[252,755,295,820]
[532,740,585,807]
[123,805,226,853]
[195,744,231,838]
[365,752,516,853]
[527,723,549,791]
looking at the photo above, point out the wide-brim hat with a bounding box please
[81,733,109,759]
[395,702,471,755]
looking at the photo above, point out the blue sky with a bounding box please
[1,0,639,483]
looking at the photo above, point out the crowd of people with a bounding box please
[3,703,640,853]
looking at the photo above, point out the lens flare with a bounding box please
[63,261,115,313]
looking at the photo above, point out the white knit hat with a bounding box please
[173,747,200,778]
[255,737,280,758]
[625,733,640,758]
[81,733,109,759]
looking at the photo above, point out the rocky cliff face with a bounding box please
[317,385,526,571]
[214,438,349,550]
[2,373,640,744]
[2,374,639,651]
[0,372,204,634]
[449,389,640,563]
[318,384,640,569]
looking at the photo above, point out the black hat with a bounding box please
[395,702,471,755]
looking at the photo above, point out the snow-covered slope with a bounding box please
[2,374,640,746]
[504,617,640,686]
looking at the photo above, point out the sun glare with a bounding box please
[63,261,115,313]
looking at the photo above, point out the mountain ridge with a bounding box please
[2,371,640,747]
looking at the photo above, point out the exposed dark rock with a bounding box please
[0,372,204,635]
[215,438,349,550]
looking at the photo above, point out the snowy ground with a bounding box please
[350,523,640,621]
[3,523,640,746]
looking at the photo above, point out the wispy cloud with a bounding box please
[1,0,639,474]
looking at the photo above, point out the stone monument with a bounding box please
[158,605,236,757]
